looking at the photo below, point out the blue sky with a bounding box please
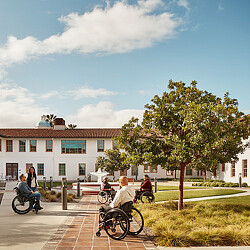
[0,0,249,127]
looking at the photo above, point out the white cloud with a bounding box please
[218,3,224,11]
[69,87,116,100]
[177,0,190,11]
[0,0,181,69]
[39,91,60,99]
[0,83,142,128]
[0,83,47,127]
[138,90,150,95]
[67,101,144,127]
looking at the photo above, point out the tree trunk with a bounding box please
[178,164,186,210]
[203,170,206,182]
[174,170,177,179]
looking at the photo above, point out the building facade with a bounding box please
[0,116,249,184]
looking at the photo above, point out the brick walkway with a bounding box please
[43,195,155,250]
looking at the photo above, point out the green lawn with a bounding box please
[154,189,245,202]
[136,195,250,247]
[155,185,208,191]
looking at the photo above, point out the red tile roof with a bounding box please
[0,128,121,138]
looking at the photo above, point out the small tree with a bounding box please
[67,124,77,129]
[118,80,250,210]
[46,114,57,127]
[96,149,130,175]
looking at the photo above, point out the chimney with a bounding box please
[53,118,66,130]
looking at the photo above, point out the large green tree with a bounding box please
[96,149,130,175]
[118,80,250,210]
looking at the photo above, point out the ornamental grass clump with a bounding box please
[136,199,250,247]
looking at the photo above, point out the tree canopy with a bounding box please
[117,80,250,209]
[96,149,130,174]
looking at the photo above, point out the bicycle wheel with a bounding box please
[12,195,33,214]
[97,191,108,204]
[104,209,130,240]
[128,207,144,235]
[140,191,155,203]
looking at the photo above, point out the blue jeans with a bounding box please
[31,187,37,192]
[29,192,41,201]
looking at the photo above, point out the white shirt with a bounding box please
[110,185,135,208]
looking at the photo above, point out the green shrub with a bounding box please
[48,195,57,202]
[242,182,248,187]
[232,183,239,187]
[211,182,219,187]
[218,183,225,187]
[39,188,46,197]
[192,183,197,186]
[224,183,230,187]
[56,192,61,198]
[68,193,76,199]
[228,182,235,187]
[45,191,50,199]
[67,195,73,202]
[50,190,56,195]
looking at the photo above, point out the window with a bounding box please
[61,140,86,154]
[131,165,138,176]
[30,140,37,152]
[19,140,26,152]
[144,165,157,173]
[186,166,192,175]
[166,170,173,176]
[79,163,86,176]
[6,140,13,152]
[113,140,118,150]
[221,163,225,172]
[59,164,66,176]
[120,169,127,176]
[46,140,53,152]
[197,170,203,176]
[231,160,235,177]
[243,159,247,178]
[97,140,104,152]
[37,163,44,176]
[26,163,33,173]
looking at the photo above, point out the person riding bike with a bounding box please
[134,174,152,202]
[17,174,43,210]
[101,177,115,199]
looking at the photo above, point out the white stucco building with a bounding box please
[217,139,250,185]
[0,116,249,185]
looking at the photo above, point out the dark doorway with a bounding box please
[6,163,18,180]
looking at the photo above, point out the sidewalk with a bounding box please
[42,195,155,250]
[0,183,249,250]
[156,188,250,204]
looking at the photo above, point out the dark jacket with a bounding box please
[17,181,32,196]
[27,173,37,188]
[140,179,152,191]
[102,181,111,190]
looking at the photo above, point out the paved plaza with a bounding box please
[0,182,249,250]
